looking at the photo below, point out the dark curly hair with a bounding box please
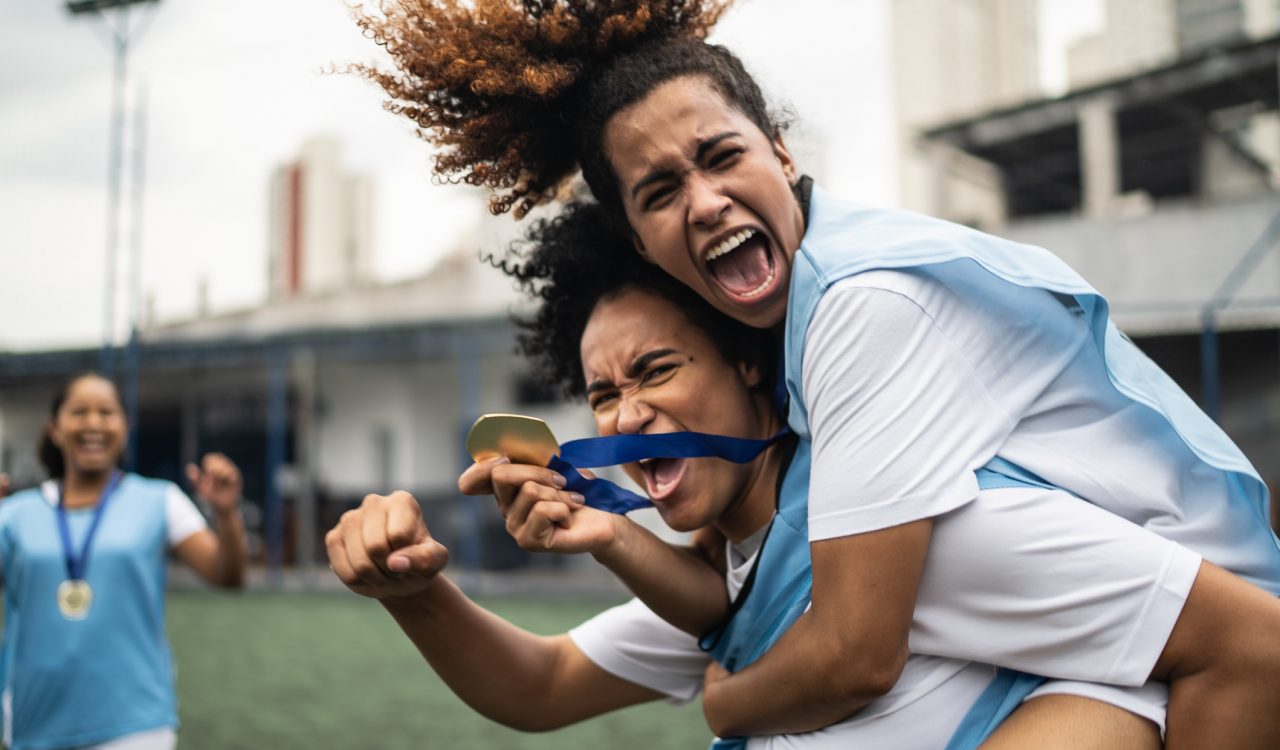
[350,0,783,226]
[502,200,777,398]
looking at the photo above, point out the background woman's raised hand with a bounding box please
[185,452,243,516]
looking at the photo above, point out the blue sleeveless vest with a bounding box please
[0,474,178,749]
[697,183,1280,747]
[698,439,1046,749]
[783,186,1275,562]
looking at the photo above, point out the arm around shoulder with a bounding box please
[701,520,930,737]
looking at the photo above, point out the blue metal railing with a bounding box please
[1200,208,1280,421]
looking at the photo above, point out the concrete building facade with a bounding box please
[267,136,375,300]
[891,0,1042,228]
[908,20,1280,488]
[1067,0,1280,89]
[0,168,667,579]
[0,241,605,573]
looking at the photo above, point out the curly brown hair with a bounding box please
[349,0,782,224]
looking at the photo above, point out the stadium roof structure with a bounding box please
[920,33,1280,219]
[67,0,158,13]
[0,244,523,384]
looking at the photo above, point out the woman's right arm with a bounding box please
[325,491,663,730]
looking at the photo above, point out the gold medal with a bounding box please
[57,579,93,620]
[466,414,561,465]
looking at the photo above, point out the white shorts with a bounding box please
[911,484,1202,687]
[1027,679,1169,735]
[87,727,177,750]
[747,661,998,750]
[743,670,1169,749]
[574,483,1197,745]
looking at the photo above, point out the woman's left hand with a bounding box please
[187,453,243,515]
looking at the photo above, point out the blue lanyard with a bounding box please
[548,429,789,514]
[55,470,124,580]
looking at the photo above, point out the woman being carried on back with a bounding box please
[348,1,1280,747]
[334,202,1158,748]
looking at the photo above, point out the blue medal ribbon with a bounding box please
[547,430,788,514]
[56,470,124,581]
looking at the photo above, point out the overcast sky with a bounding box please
[0,0,1101,351]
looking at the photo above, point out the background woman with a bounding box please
[0,373,247,750]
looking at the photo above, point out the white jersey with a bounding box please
[0,480,207,583]
[571,528,990,749]
[38,480,208,548]
[572,476,1187,744]
[804,268,1278,593]
[573,597,997,748]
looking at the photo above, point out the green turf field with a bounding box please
[167,589,713,749]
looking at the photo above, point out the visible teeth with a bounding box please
[739,262,776,299]
[705,229,756,261]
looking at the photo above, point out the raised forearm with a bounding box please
[592,520,729,636]
[703,523,930,738]
[210,508,247,588]
[381,576,602,730]
[702,607,901,736]
[328,490,654,729]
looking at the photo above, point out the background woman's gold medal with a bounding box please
[57,579,93,620]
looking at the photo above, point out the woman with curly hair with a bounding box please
[332,202,1167,748]
[349,2,1280,747]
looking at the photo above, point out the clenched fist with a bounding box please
[325,491,449,600]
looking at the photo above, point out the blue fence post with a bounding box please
[456,333,482,573]
[265,347,288,586]
[1200,311,1221,423]
[1198,209,1280,424]
[122,328,140,471]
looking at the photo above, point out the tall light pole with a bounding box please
[68,0,160,470]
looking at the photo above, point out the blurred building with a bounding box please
[268,136,375,299]
[0,156,648,580]
[1068,0,1280,88]
[892,0,1042,228]
[898,7,1280,482]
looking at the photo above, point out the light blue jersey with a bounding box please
[783,185,1280,593]
[0,474,177,750]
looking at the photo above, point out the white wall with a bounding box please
[1004,193,1280,333]
[312,355,594,498]
[1,384,57,487]
[1067,0,1178,89]
[316,360,450,496]
[893,0,1041,215]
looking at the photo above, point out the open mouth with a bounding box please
[72,433,116,461]
[637,457,688,501]
[704,228,778,304]
[76,435,108,452]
